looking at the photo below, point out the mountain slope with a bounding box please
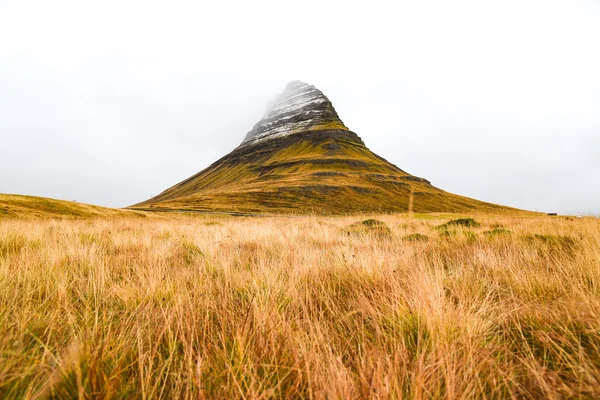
[133,81,515,214]
[0,194,143,219]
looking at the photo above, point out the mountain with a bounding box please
[133,81,512,214]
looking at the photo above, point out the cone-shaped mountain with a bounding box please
[133,81,510,214]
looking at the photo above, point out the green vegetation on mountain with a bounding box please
[0,194,143,219]
[133,130,516,214]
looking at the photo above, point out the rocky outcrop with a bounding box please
[241,81,349,147]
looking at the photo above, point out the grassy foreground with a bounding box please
[1,213,599,398]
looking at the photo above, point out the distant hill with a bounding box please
[133,81,518,214]
[0,194,142,219]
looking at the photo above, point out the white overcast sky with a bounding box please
[1,0,599,215]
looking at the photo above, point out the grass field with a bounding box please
[1,211,599,398]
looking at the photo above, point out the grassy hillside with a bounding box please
[0,194,145,219]
[1,213,598,398]
[133,130,517,214]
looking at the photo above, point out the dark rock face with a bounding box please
[241,81,349,147]
[206,129,367,173]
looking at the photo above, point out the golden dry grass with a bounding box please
[1,213,599,398]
